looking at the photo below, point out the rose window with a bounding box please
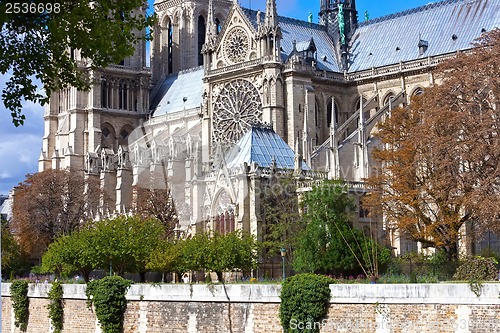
[224,27,249,64]
[213,80,262,144]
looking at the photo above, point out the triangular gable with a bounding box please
[213,2,259,66]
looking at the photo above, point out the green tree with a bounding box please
[205,231,258,282]
[146,240,184,282]
[178,231,258,282]
[91,215,164,281]
[0,1,155,126]
[293,181,386,276]
[41,228,98,282]
[1,219,20,271]
[41,235,77,278]
[178,233,210,273]
[1,218,31,279]
[260,175,303,263]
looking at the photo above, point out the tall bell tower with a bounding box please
[150,0,232,84]
[319,0,357,70]
[40,4,151,213]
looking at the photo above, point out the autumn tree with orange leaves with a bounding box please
[366,29,500,260]
[11,169,101,258]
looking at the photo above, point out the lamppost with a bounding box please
[280,247,286,280]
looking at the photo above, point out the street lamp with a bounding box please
[280,247,287,280]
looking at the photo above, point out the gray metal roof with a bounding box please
[225,126,309,170]
[241,8,341,72]
[151,67,204,116]
[349,0,500,72]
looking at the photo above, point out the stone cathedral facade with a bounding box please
[39,0,500,256]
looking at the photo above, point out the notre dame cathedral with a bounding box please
[39,0,500,256]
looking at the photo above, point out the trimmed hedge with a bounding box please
[279,273,333,333]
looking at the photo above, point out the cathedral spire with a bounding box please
[264,0,278,28]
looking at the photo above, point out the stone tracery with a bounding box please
[224,27,250,64]
[212,79,262,144]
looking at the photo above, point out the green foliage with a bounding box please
[478,247,500,264]
[260,176,302,260]
[41,228,98,281]
[177,231,258,281]
[41,235,78,278]
[279,273,333,333]
[146,240,183,274]
[86,276,132,333]
[91,216,164,278]
[47,281,64,333]
[1,219,19,269]
[1,219,30,279]
[206,231,258,278]
[41,215,165,281]
[293,181,386,276]
[387,250,458,281]
[0,1,155,126]
[453,256,498,281]
[10,280,29,332]
[177,233,209,273]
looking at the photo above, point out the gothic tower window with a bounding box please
[198,15,206,66]
[119,81,128,110]
[215,17,221,34]
[101,80,108,108]
[168,21,173,74]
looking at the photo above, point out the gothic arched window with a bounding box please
[198,15,206,66]
[383,93,395,106]
[168,21,173,74]
[215,18,221,34]
[119,82,128,110]
[101,80,108,108]
[214,191,235,234]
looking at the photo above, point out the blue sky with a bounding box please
[0,0,433,195]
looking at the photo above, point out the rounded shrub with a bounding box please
[85,276,132,333]
[279,273,333,333]
[453,256,497,281]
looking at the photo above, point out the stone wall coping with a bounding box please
[2,282,500,305]
[329,283,500,305]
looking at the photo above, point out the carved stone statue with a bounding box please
[338,4,345,45]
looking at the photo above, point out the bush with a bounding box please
[279,273,333,333]
[86,276,132,333]
[453,256,498,281]
[10,280,29,332]
[386,250,458,281]
[47,281,64,333]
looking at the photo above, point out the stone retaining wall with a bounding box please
[2,283,500,332]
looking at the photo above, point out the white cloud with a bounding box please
[0,73,44,194]
[0,172,11,179]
